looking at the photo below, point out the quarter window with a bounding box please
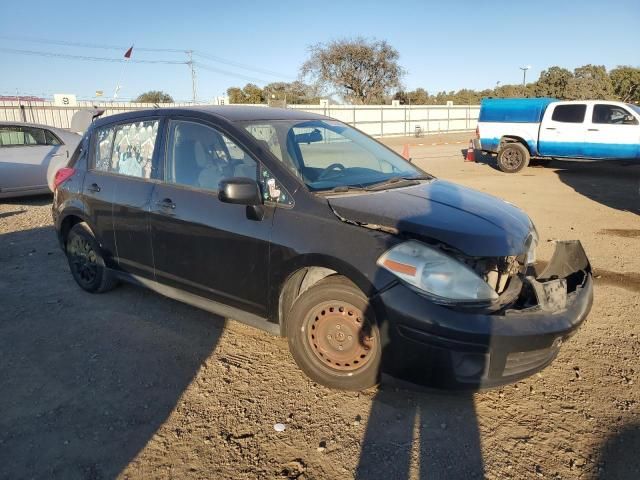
[551,104,586,123]
[592,104,638,125]
[92,120,159,179]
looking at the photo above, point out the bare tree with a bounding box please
[301,38,404,104]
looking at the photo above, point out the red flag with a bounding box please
[124,46,133,59]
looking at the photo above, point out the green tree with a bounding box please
[263,81,320,104]
[534,66,573,98]
[226,84,265,104]
[609,66,640,103]
[565,64,614,100]
[134,90,174,103]
[301,37,405,104]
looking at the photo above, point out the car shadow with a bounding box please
[0,225,224,479]
[459,149,640,215]
[595,421,640,479]
[551,159,640,215]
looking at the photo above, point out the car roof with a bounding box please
[0,120,65,132]
[92,105,329,128]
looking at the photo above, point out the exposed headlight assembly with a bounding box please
[377,241,499,304]
[526,228,538,265]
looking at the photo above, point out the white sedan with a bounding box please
[0,121,81,199]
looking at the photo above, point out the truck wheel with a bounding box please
[497,143,530,173]
[286,275,381,391]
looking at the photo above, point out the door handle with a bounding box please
[87,183,101,193]
[588,128,599,131]
[545,127,556,130]
[156,198,176,209]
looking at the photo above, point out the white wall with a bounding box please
[0,100,479,137]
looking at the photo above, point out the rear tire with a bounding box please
[66,222,118,293]
[497,142,530,173]
[286,276,381,391]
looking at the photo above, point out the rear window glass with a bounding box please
[92,120,159,179]
[551,105,586,123]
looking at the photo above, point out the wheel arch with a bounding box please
[500,135,532,154]
[273,255,375,336]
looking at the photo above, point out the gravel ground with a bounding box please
[1,136,638,479]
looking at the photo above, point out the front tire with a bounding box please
[66,222,118,293]
[497,142,530,173]
[286,276,381,391]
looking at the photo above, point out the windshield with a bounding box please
[241,119,424,191]
[628,104,640,116]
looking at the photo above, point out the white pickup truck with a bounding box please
[476,98,640,172]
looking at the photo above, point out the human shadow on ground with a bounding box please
[352,186,492,479]
[0,225,224,479]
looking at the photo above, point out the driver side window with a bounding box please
[592,104,638,125]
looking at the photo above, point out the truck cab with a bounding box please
[477,98,640,173]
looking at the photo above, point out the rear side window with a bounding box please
[92,120,159,179]
[0,126,60,146]
[551,104,586,123]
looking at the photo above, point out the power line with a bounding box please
[0,34,295,79]
[0,34,187,53]
[194,62,272,84]
[192,51,292,79]
[0,47,187,64]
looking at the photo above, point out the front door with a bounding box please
[149,118,273,316]
[584,103,640,159]
[538,103,587,157]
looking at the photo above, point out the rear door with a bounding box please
[149,117,275,316]
[538,103,587,157]
[0,125,64,194]
[82,124,121,268]
[109,119,161,278]
[584,103,640,159]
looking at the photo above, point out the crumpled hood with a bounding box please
[328,179,534,257]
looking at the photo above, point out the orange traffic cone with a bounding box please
[402,143,410,160]
[465,140,475,162]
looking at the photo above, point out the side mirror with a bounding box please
[623,114,637,125]
[218,177,262,205]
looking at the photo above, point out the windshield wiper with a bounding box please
[364,175,429,191]
[315,185,366,195]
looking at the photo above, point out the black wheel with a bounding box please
[497,143,530,173]
[66,222,118,293]
[286,275,381,390]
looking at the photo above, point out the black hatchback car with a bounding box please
[52,106,593,390]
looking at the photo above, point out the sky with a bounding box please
[1,0,639,102]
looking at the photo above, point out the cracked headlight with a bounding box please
[377,241,499,303]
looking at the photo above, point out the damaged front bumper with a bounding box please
[378,241,593,389]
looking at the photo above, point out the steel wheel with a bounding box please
[306,301,376,372]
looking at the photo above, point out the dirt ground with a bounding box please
[1,134,639,480]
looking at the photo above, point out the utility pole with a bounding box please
[187,50,197,104]
[520,65,531,88]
